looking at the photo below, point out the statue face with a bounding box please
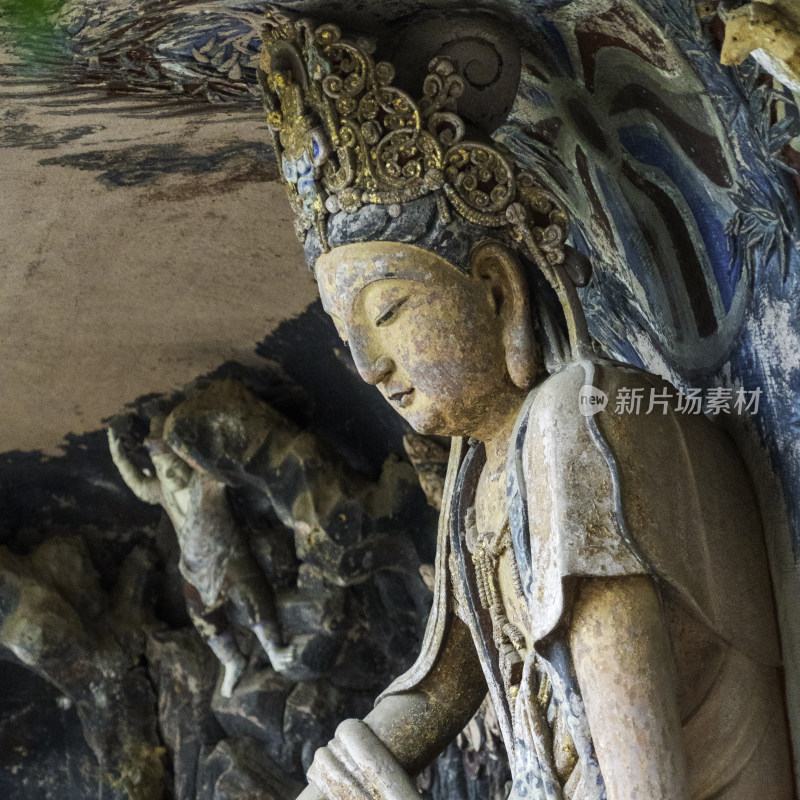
[315,241,520,437]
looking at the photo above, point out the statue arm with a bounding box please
[364,613,486,773]
[107,428,163,506]
[300,614,486,800]
[568,575,688,800]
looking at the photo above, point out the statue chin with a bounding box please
[401,407,448,438]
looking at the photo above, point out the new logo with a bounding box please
[578,385,609,417]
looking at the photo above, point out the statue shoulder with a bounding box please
[519,357,734,505]
[519,359,781,665]
[523,358,654,434]
[512,359,652,644]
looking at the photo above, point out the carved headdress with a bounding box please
[259,10,591,355]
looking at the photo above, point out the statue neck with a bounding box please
[472,392,527,476]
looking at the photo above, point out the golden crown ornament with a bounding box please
[258,10,592,355]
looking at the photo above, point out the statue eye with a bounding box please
[375,296,408,327]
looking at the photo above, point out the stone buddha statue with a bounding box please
[259,12,795,799]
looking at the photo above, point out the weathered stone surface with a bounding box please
[0,661,98,800]
[0,538,166,800]
[198,738,303,800]
[211,669,295,763]
[147,630,224,800]
[283,680,359,774]
[248,525,299,591]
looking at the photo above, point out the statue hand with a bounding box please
[108,427,163,506]
[307,719,420,800]
[107,427,125,461]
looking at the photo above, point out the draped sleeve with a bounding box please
[520,360,781,667]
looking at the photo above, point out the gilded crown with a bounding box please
[258,11,570,281]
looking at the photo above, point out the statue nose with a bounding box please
[347,329,395,385]
[354,351,395,386]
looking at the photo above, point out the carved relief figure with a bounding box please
[110,377,429,700]
[98,372,458,799]
[109,381,296,696]
[260,13,794,799]
[720,0,800,92]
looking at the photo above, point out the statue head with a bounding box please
[314,224,567,437]
[163,379,286,481]
[260,12,591,436]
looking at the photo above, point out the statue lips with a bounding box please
[389,388,415,408]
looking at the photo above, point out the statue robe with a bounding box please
[381,359,791,799]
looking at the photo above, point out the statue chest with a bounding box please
[451,446,582,790]
[473,459,533,656]
[466,510,531,682]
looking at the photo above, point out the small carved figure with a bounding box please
[261,14,794,799]
[109,394,295,697]
[103,375,438,800]
[720,0,800,92]
[111,377,428,700]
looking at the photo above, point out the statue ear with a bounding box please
[469,240,542,391]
